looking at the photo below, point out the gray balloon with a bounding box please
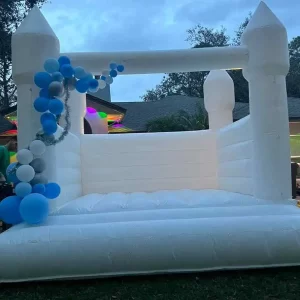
[31,173,48,185]
[105,76,113,85]
[30,158,46,173]
[48,81,63,97]
[102,70,110,76]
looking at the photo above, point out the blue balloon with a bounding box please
[15,182,32,198]
[110,70,118,78]
[34,97,49,113]
[100,76,106,80]
[44,58,60,73]
[42,120,57,135]
[58,56,71,67]
[39,88,50,98]
[34,72,52,89]
[117,65,124,72]
[32,184,46,194]
[0,196,23,225]
[52,71,64,82]
[109,63,117,70]
[60,64,74,78]
[75,79,89,93]
[49,99,64,115]
[19,193,49,224]
[41,112,56,124]
[74,67,86,79]
[89,79,99,90]
[6,162,19,184]
[44,183,61,199]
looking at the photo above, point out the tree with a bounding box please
[146,103,208,132]
[142,26,230,102]
[227,15,251,103]
[0,0,48,111]
[287,36,300,98]
[141,14,300,103]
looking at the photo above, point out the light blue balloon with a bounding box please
[15,182,32,198]
[0,196,23,225]
[74,67,86,79]
[44,58,60,73]
[19,193,49,224]
[83,72,93,82]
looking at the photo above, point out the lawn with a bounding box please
[1,267,300,300]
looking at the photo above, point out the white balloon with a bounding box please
[17,149,33,165]
[89,87,99,93]
[98,80,107,89]
[16,165,35,182]
[29,140,46,156]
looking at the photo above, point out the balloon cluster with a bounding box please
[0,141,60,225]
[34,57,124,142]
[0,55,124,227]
[35,56,124,96]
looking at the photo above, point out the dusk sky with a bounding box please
[41,0,299,102]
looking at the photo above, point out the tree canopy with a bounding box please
[0,0,48,111]
[141,15,300,103]
[146,104,208,133]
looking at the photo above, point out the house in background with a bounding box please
[2,91,300,152]
[114,96,300,134]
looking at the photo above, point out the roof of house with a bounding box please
[115,96,300,132]
[1,94,300,134]
[0,114,16,134]
[114,96,249,131]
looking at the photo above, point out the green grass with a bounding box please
[1,267,300,300]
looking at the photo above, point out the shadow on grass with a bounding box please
[1,267,300,300]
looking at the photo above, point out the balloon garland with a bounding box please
[0,56,124,226]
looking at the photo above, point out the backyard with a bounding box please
[1,267,300,300]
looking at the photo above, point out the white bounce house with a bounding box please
[1,1,300,283]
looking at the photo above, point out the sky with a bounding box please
[41,0,300,102]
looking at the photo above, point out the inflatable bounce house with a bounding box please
[0,1,299,282]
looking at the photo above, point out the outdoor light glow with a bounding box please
[86,107,97,114]
[112,123,123,128]
[98,112,107,119]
